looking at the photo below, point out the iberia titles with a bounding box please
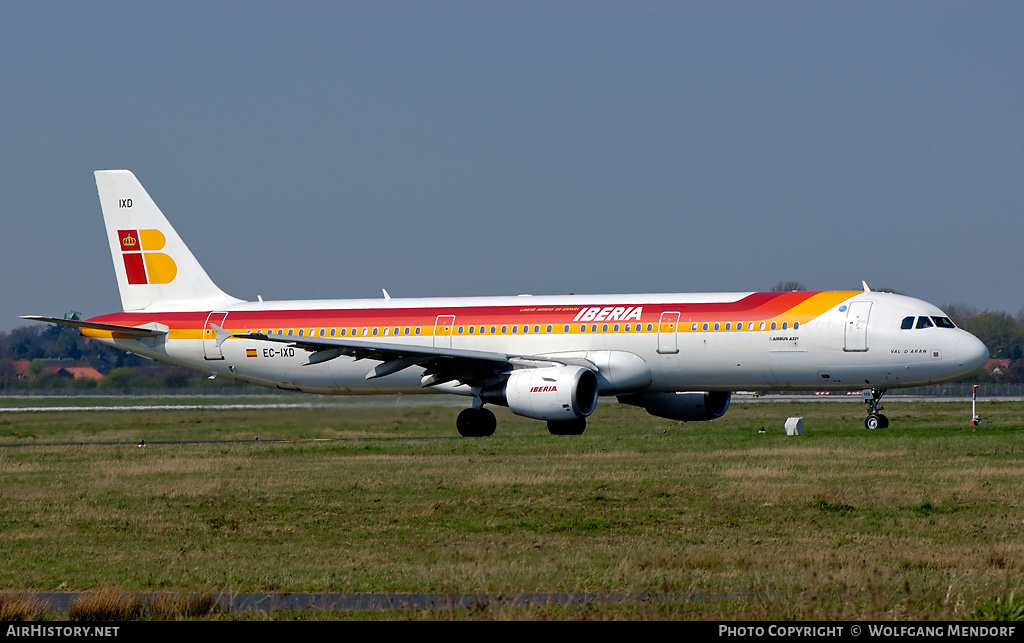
[572,306,643,322]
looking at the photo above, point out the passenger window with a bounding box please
[714,322,720,331]
[330,328,336,337]
[646,323,653,332]
[916,316,934,329]
[725,322,731,331]
[491,326,497,334]
[340,328,346,336]
[564,325,570,333]
[535,325,541,334]
[383,328,389,336]
[546,325,552,333]
[793,322,799,330]
[901,316,914,330]
[458,326,464,335]
[614,324,621,333]
[770,322,777,330]
[602,324,609,332]
[759,322,766,331]
[415,328,421,335]
[580,325,586,333]
[373,328,379,336]
[702,322,709,331]
[748,322,755,331]
[782,322,788,330]
[512,326,518,334]
[468,326,474,334]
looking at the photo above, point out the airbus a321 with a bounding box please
[24,171,989,435]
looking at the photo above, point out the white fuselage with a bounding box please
[87,290,989,397]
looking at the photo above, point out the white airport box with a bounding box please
[785,417,803,436]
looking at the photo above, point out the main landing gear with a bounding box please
[456,407,496,437]
[863,388,889,430]
[456,408,588,436]
[547,418,587,436]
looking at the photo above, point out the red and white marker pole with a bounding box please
[969,384,981,426]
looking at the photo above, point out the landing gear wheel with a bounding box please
[456,408,496,437]
[862,388,888,430]
[547,418,587,435]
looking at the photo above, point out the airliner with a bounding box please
[24,170,989,435]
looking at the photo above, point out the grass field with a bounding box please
[0,398,1022,620]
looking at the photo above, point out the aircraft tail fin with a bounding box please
[94,170,244,312]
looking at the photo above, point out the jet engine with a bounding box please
[617,391,731,421]
[485,366,599,421]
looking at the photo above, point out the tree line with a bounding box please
[0,323,239,392]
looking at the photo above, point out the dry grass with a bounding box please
[65,589,220,621]
[68,588,144,621]
[0,591,50,620]
[0,399,1023,619]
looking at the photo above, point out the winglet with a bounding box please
[862,281,872,292]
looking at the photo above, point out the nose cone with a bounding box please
[956,333,990,376]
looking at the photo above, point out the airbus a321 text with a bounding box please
[24,171,989,435]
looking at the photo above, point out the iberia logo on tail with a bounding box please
[118,229,177,285]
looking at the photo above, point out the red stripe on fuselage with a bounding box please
[85,292,833,334]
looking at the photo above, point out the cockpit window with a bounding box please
[931,316,956,329]
[901,316,914,330]
[916,316,934,329]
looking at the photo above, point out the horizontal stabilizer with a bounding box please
[20,316,168,337]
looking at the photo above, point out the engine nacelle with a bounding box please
[617,391,731,421]
[499,366,599,421]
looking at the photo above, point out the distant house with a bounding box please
[11,359,104,381]
[983,358,1011,377]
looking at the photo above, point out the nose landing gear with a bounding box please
[863,388,888,429]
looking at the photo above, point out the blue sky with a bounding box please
[2,1,1022,329]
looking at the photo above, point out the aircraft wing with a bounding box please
[228,328,589,388]
[19,316,168,337]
